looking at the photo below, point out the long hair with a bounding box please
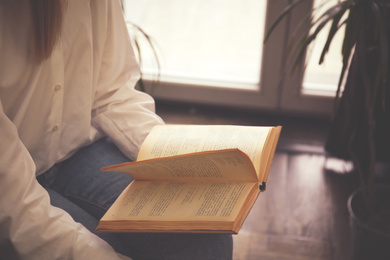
[29,0,67,62]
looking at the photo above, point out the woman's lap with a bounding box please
[38,138,233,260]
[44,138,134,219]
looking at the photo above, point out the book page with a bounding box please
[137,125,272,176]
[101,180,258,222]
[261,126,282,183]
[103,149,258,183]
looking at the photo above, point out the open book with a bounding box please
[96,124,282,234]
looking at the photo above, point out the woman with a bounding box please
[0,0,233,259]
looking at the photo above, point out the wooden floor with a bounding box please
[156,101,360,260]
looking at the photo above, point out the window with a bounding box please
[122,0,343,116]
[124,0,266,88]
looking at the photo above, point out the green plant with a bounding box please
[127,22,161,94]
[265,0,390,220]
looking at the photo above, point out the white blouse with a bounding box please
[0,0,163,259]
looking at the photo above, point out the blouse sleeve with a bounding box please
[0,101,131,260]
[90,0,164,161]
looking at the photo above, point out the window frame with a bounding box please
[124,0,336,117]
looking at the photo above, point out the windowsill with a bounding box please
[142,73,260,91]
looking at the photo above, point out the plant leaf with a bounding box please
[264,0,307,43]
[319,2,352,64]
[369,1,388,110]
[291,4,348,71]
[333,2,360,105]
[128,22,161,94]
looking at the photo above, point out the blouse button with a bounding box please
[54,84,61,91]
[52,125,59,132]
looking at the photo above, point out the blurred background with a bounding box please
[120,0,390,259]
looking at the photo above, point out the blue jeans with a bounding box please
[37,138,233,260]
